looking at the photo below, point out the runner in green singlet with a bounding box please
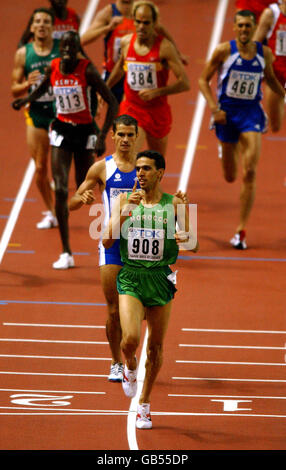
[11,8,59,229]
[102,149,198,429]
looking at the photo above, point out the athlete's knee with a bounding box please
[147,343,163,368]
[106,303,120,324]
[243,166,256,184]
[55,185,68,203]
[34,160,48,180]
[121,334,139,354]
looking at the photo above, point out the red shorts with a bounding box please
[119,99,172,139]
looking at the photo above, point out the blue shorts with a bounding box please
[102,70,124,104]
[215,102,267,143]
[98,239,123,267]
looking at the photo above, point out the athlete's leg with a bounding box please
[265,85,285,133]
[26,125,54,213]
[119,294,145,371]
[139,301,172,404]
[237,131,261,232]
[73,149,94,188]
[51,146,73,254]
[220,140,240,183]
[134,126,147,154]
[100,264,123,364]
[146,133,168,157]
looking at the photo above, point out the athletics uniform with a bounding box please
[98,155,137,266]
[266,3,286,88]
[24,40,60,130]
[120,34,172,139]
[117,193,178,307]
[102,3,135,102]
[49,57,98,151]
[215,40,266,143]
[52,8,80,39]
[235,0,273,22]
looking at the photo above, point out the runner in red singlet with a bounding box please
[12,31,118,270]
[253,0,286,131]
[81,0,189,104]
[106,1,190,156]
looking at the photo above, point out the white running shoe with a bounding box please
[108,362,124,382]
[136,403,152,429]
[122,363,138,398]
[52,252,75,270]
[230,230,247,250]
[37,211,58,229]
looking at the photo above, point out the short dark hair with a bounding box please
[136,150,165,170]
[31,7,55,25]
[60,30,81,51]
[113,114,138,134]
[234,9,256,24]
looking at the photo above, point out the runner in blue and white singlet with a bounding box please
[99,154,137,266]
[215,39,267,142]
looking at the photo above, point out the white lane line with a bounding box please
[172,377,286,383]
[0,406,127,414]
[179,344,286,350]
[0,159,35,264]
[176,360,286,366]
[177,0,229,192]
[0,411,285,419]
[182,328,286,334]
[0,338,108,344]
[126,0,230,451]
[0,371,108,378]
[0,388,105,395]
[168,394,286,400]
[3,323,105,329]
[0,354,111,361]
[127,327,148,451]
[79,0,100,35]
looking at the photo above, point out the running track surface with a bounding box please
[0,0,286,452]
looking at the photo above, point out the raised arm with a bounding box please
[12,64,51,109]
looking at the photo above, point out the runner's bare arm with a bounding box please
[68,160,106,211]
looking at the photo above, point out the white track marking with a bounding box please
[168,394,286,400]
[179,344,286,350]
[0,371,108,378]
[0,159,35,264]
[126,0,230,450]
[79,0,100,35]
[172,377,286,383]
[0,388,105,395]
[176,360,286,366]
[3,323,105,329]
[0,338,108,344]
[177,0,229,192]
[182,328,286,334]
[0,354,111,361]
